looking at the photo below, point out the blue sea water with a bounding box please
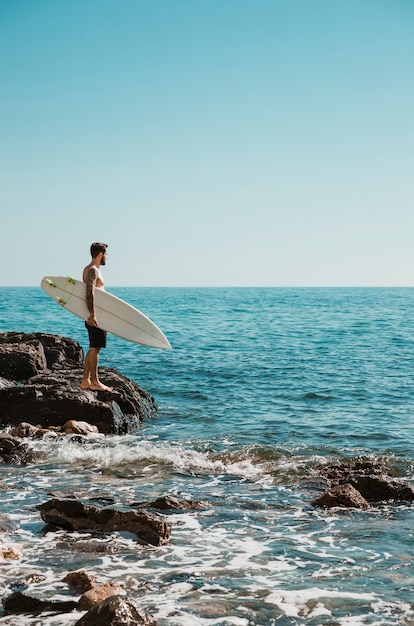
[0,286,414,625]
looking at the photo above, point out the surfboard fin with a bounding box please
[56,297,67,306]
[66,276,76,284]
[46,279,57,288]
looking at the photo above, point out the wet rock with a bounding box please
[78,582,125,610]
[63,420,99,435]
[312,483,370,509]
[137,495,211,511]
[313,460,414,507]
[22,573,47,584]
[0,332,157,434]
[56,538,119,554]
[63,570,96,593]
[12,422,41,437]
[347,474,414,503]
[0,543,22,560]
[74,594,158,626]
[37,499,172,546]
[0,433,34,464]
[2,590,77,615]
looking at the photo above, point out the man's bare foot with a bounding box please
[80,380,91,389]
[89,381,113,392]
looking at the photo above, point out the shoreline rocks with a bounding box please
[0,332,157,435]
[311,460,414,509]
[37,498,172,546]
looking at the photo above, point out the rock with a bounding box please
[0,332,83,369]
[347,474,414,503]
[63,570,96,593]
[0,543,22,560]
[22,573,47,584]
[312,483,370,509]
[2,590,77,615]
[37,499,172,546]
[74,595,158,626]
[136,495,211,511]
[0,333,157,434]
[0,433,34,464]
[63,420,99,435]
[0,342,47,380]
[78,582,125,610]
[318,460,414,503]
[12,422,40,437]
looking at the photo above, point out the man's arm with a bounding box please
[85,267,99,327]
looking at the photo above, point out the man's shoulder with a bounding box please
[83,264,99,283]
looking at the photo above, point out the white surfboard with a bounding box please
[41,276,171,349]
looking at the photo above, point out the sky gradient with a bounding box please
[1,0,413,286]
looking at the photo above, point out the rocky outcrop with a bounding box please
[37,499,172,546]
[312,460,414,509]
[0,332,157,434]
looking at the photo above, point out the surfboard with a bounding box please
[40,276,171,349]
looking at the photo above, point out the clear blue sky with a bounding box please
[1,0,413,286]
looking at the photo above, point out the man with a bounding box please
[80,242,112,391]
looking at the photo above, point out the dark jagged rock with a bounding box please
[347,474,414,503]
[62,570,96,593]
[0,332,83,371]
[0,341,47,381]
[313,460,414,508]
[312,483,370,509]
[0,433,35,465]
[2,590,77,615]
[74,594,158,626]
[0,332,157,434]
[37,499,172,546]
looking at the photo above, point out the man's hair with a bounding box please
[90,242,108,258]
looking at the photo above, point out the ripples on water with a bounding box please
[0,287,414,624]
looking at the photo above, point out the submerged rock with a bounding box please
[2,590,77,615]
[37,498,172,546]
[133,495,211,511]
[0,332,157,434]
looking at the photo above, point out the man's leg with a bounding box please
[81,347,99,389]
[81,347,112,391]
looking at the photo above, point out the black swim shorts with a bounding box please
[85,322,107,348]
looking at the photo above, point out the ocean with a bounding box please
[0,286,413,625]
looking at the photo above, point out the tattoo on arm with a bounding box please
[85,268,98,314]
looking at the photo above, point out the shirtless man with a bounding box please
[80,242,112,391]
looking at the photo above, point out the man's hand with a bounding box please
[87,314,98,327]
